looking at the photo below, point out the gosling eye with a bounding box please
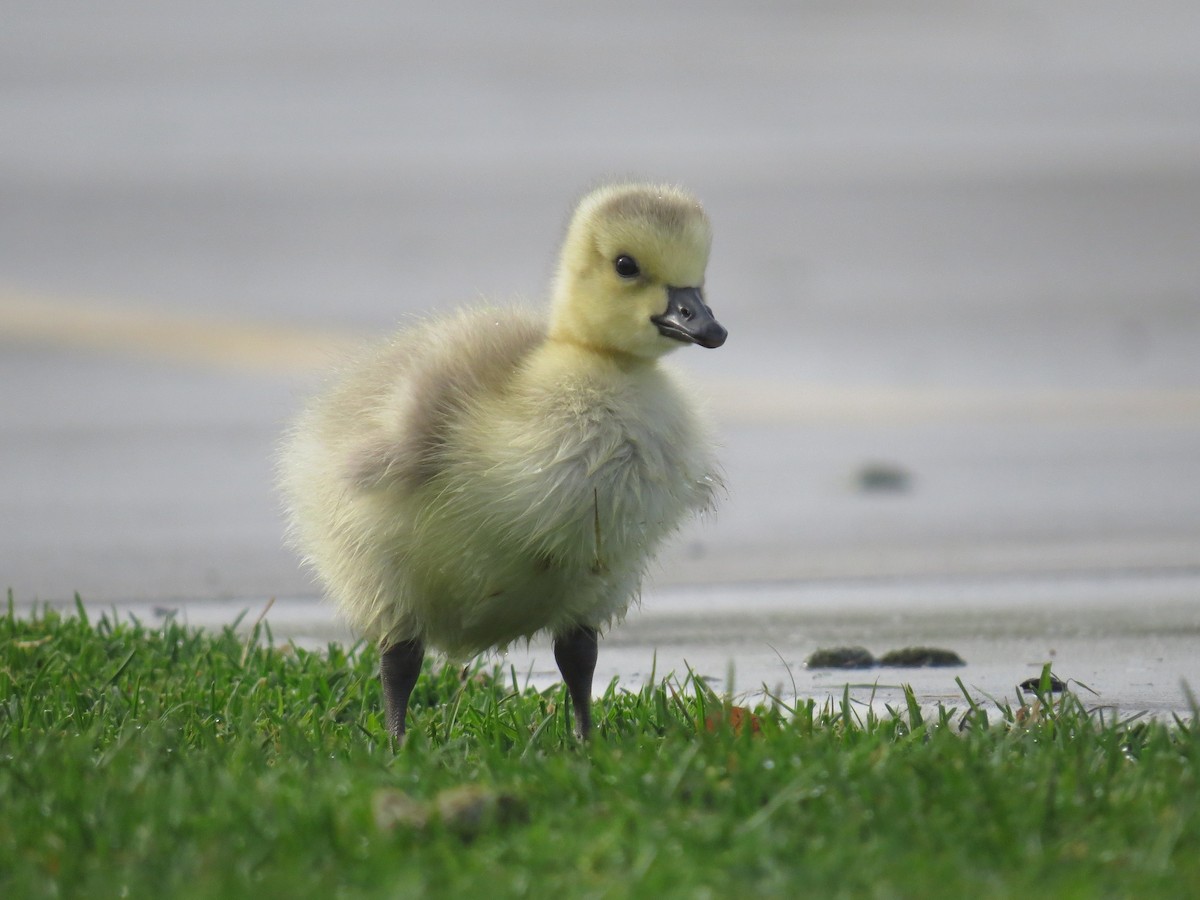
[613,255,641,279]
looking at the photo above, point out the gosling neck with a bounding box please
[544,327,657,374]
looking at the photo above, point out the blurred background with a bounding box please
[3,2,1199,623]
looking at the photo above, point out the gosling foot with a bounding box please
[380,638,425,741]
[553,625,598,739]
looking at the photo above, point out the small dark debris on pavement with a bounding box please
[808,645,967,669]
[855,462,912,493]
[1019,674,1067,693]
[878,647,966,667]
[806,646,878,669]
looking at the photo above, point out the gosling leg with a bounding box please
[380,638,424,740]
[553,626,598,739]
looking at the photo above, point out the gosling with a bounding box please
[278,182,727,740]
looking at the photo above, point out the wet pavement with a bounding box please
[17,568,1199,719]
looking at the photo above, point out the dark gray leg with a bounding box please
[553,626,598,739]
[380,638,424,740]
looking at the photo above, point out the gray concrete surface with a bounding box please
[19,570,1199,718]
[2,3,1199,712]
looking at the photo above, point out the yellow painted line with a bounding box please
[703,379,1200,425]
[0,292,363,375]
[3,290,1199,424]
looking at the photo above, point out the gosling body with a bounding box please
[279,182,726,738]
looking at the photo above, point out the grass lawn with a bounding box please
[2,596,1197,899]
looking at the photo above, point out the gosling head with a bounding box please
[549,182,727,360]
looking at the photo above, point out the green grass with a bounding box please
[2,596,1197,899]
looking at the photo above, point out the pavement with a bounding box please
[3,2,1199,716]
[21,570,1199,721]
